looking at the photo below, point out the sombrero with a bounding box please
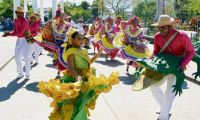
[28,13,40,22]
[15,7,24,13]
[151,14,173,27]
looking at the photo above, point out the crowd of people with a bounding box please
[0,17,13,31]
[2,6,196,120]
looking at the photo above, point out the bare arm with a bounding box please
[67,54,79,78]
[90,47,103,63]
[89,22,95,35]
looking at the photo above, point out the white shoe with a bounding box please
[156,108,160,114]
[17,74,24,79]
[35,61,39,65]
[25,76,30,80]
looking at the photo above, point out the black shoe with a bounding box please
[16,75,24,80]
[84,46,91,49]
[157,114,172,120]
[25,76,30,80]
[105,55,108,61]
[55,75,61,79]
[156,112,160,114]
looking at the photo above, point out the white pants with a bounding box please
[150,74,176,120]
[31,42,42,63]
[15,38,32,77]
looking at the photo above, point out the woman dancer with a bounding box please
[89,17,103,53]
[120,16,151,74]
[38,31,119,120]
[98,17,120,60]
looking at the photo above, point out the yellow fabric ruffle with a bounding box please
[123,45,152,58]
[113,32,124,46]
[127,27,143,38]
[38,79,81,102]
[93,33,101,42]
[52,52,58,61]
[38,69,119,120]
[101,35,116,49]
[34,33,43,42]
[81,69,120,93]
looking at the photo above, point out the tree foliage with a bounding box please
[80,1,90,10]
[63,1,99,22]
[134,0,157,27]
[0,0,13,18]
[174,0,200,20]
[105,0,133,16]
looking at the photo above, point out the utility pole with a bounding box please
[163,0,165,14]
[102,0,104,17]
[155,0,165,20]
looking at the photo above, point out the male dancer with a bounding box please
[3,7,31,80]
[152,14,195,120]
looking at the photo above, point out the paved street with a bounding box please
[0,35,200,120]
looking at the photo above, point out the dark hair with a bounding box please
[66,42,72,49]
[71,31,79,39]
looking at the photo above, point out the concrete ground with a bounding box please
[0,35,200,120]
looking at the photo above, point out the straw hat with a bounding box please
[28,13,40,22]
[128,16,142,24]
[78,17,83,23]
[15,7,24,13]
[66,16,71,19]
[152,14,173,27]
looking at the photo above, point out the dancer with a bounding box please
[28,13,42,65]
[113,16,122,33]
[89,17,103,53]
[151,15,195,120]
[38,31,119,120]
[120,16,151,74]
[132,15,195,120]
[36,13,70,78]
[83,24,91,49]
[113,21,127,47]
[98,17,120,60]
[51,13,70,77]
[2,7,31,80]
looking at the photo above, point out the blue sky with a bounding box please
[39,0,94,8]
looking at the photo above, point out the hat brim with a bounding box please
[28,15,40,22]
[15,10,24,13]
[151,22,172,27]
[151,22,159,27]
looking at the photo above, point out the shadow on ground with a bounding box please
[46,64,56,69]
[24,82,39,93]
[95,59,124,67]
[119,75,136,85]
[88,52,107,58]
[0,78,29,102]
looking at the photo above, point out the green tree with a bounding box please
[0,0,13,18]
[134,0,157,27]
[64,1,74,15]
[92,0,106,16]
[174,0,200,21]
[183,0,200,17]
[91,6,99,18]
[105,0,133,16]
[80,1,90,10]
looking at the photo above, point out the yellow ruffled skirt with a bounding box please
[120,45,152,61]
[37,69,119,120]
